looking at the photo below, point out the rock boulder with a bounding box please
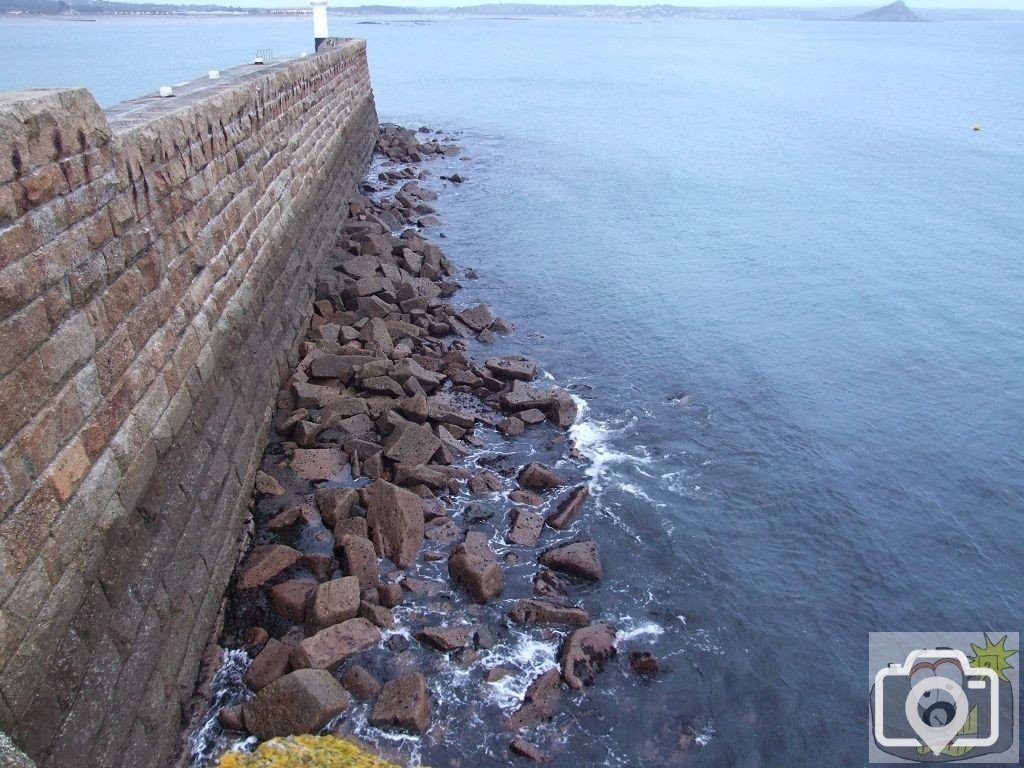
[504,668,562,730]
[369,672,431,734]
[242,669,350,739]
[448,532,504,603]
[291,618,381,670]
[538,540,603,581]
[365,479,425,569]
[560,622,617,690]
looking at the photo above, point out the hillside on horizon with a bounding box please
[853,0,926,19]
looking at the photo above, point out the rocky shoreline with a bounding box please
[189,124,646,767]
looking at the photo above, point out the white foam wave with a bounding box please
[479,629,560,711]
[614,620,665,645]
[618,482,657,503]
[186,649,254,768]
[568,395,652,494]
[694,721,716,747]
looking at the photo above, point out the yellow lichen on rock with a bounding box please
[217,735,403,768]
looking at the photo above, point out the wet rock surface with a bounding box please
[369,672,432,734]
[242,669,350,739]
[560,622,618,691]
[192,125,649,768]
[504,668,562,731]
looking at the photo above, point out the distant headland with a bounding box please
[852,0,926,21]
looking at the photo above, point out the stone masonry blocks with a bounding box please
[0,38,377,767]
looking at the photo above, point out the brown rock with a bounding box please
[400,576,444,596]
[393,358,445,390]
[241,669,350,739]
[500,381,556,412]
[270,580,317,623]
[370,672,431,734]
[243,638,292,692]
[291,448,346,481]
[504,668,562,730]
[341,665,381,700]
[549,391,578,428]
[343,252,385,276]
[448,532,504,603]
[510,738,551,763]
[365,479,425,569]
[312,322,341,342]
[485,356,538,382]
[538,540,603,581]
[509,489,543,506]
[506,506,544,547]
[492,316,514,334]
[499,417,525,436]
[335,516,369,540]
[378,582,404,608]
[384,421,442,466]
[416,625,474,651]
[315,487,359,528]
[267,506,302,530]
[468,470,503,494]
[359,600,396,629]
[255,470,286,496]
[399,393,429,423]
[533,570,569,598]
[457,304,494,332]
[238,545,302,590]
[518,408,547,425]
[293,382,345,409]
[360,375,406,398]
[485,667,512,683]
[360,316,395,353]
[309,576,361,630]
[517,463,564,490]
[357,286,396,313]
[291,618,382,670]
[545,485,590,530]
[293,421,322,447]
[245,626,270,650]
[560,622,617,690]
[325,397,371,421]
[335,534,380,589]
[394,463,448,490]
[630,651,659,676]
[337,413,376,439]
[300,553,336,581]
[217,704,247,732]
[362,451,384,480]
[509,599,589,628]
[276,408,310,436]
[424,518,461,544]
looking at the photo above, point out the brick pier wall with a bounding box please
[0,38,377,767]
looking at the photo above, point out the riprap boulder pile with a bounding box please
[204,125,623,766]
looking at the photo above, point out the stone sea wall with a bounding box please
[0,39,377,767]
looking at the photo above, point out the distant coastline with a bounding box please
[3,0,1024,22]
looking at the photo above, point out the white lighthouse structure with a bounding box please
[311,0,329,51]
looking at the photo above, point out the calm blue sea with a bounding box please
[2,14,1022,766]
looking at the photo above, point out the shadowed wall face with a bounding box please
[0,39,377,767]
